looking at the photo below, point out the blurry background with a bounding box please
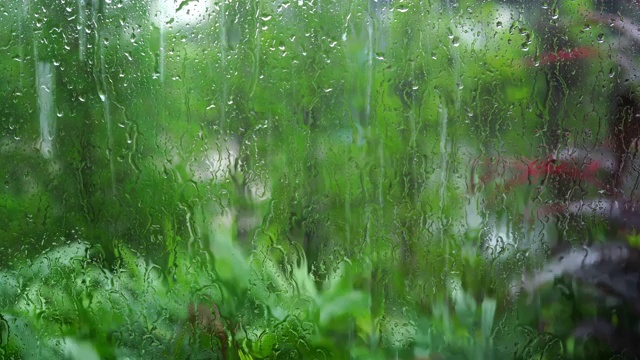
[0,0,637,359]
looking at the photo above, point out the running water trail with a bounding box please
[93,5,116,195]
[365,16,373,131]
[99,48,116,196]
[36,61,55,159]
[158,7,165,83]
[219,1,228,129]
[440,0,462,285]
[77,0,86,62]
[438,102,449,255]
[18,0,31,87]
[365,8,382,210]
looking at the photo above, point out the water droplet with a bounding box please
[597,33,604,43]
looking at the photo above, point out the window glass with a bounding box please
[0,1,637,358]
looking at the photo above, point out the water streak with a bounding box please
[18,0,30,87]
[100,47,116,196]
[36,61,55,158]
[159,15,165,82]
[93,6,116,196]
[439,103,449,270]
[219,2,228,129]
[77,0,86,61]
[366,9,382,208]
[442,1,461,281]
[365,16,373,129]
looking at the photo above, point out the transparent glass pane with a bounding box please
[1,0,638,358]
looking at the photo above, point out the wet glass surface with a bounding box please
[1,1,639,358]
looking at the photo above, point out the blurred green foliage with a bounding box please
[0,0,632,358]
